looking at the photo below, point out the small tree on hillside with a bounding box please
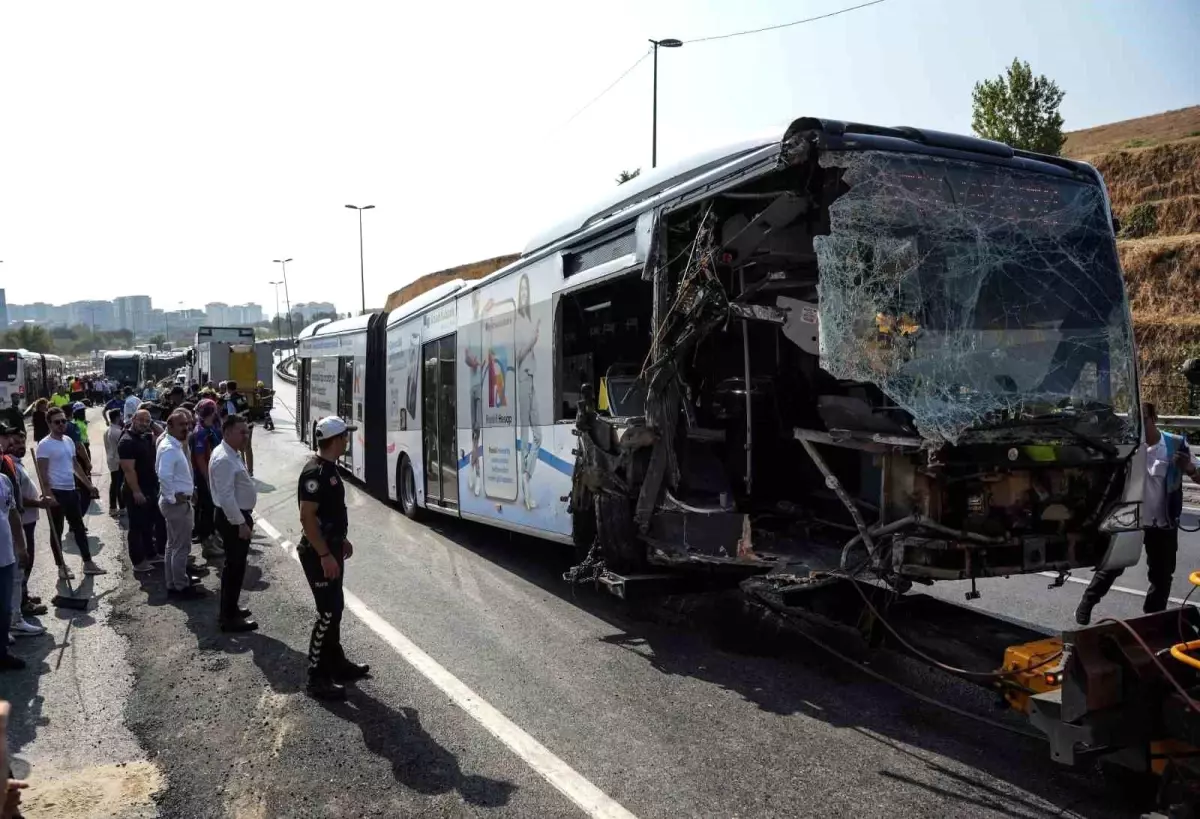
[616,168,641,185]
[971,58,1066,155]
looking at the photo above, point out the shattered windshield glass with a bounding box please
[814,150,1136,446]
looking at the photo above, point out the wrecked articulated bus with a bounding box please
[567,116,1145,600]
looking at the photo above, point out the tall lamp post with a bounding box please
[272,258,295,345]
[268,280,284,340]
[648,38,682,169]
[345,204,374,314]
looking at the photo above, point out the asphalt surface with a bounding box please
[4,381,1186,817]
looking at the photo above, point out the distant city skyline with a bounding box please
[3,293,276,334]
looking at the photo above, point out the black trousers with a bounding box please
[1083,526,1178,613]
[298,538,346,679]
[21,521,36,602]
[49,488,92,562]
[124,490,165,565]
[109,469,125,511]
[194,473,215,542]
[216,509,251,620]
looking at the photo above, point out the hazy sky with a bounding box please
[1,0,1196,316]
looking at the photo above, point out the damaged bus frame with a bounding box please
[565,116,1145,601]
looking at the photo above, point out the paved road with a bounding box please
[3,384,1178,817]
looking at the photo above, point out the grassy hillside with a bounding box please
[1064,107,1200,412]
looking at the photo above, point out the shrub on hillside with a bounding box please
[1121,203,1158,238]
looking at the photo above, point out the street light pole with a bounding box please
[272,258,295,344]
[268,280,283,339]
[345,204,374,314]
[648,38,682,169]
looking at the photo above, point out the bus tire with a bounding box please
[594,493,643,574]
[398,455,423,521]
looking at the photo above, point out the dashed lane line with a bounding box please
[252,514,638,819]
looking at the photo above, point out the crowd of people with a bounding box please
[0,372,365,703]
[0,378,267,667]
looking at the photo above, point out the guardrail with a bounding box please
[275,353,297,385]
[1160,416,1200,430]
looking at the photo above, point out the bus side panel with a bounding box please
[455,257,571,539]
[307,354,339,449]
[363,315,389,497]
[384,318,424,503]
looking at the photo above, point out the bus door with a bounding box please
[338,356,354,468]
[421,335,458,508]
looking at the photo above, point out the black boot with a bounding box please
[1075,599,1094,626]
[332,660,370,682]
[306,676,346,701]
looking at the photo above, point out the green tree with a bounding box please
[149,334,167,347]
[971,58,1066,155]
[616,168,641,185]
[2,324,54,353]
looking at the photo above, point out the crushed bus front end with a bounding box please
[568,118,1142,595]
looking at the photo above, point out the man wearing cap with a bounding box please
[297,416,368,700]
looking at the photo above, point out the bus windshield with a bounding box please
[105,356,141,385]
[0,353,16,382]
[814,150,1136,446]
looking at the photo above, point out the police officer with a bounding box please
[297,416,369,700]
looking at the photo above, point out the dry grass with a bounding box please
[1063,105,1200,159]
[1121,233,1200,315]
[1090,138,1200,215]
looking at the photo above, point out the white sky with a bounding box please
[1,0,1196,316]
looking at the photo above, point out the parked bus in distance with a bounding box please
[0,349,66,409]
[296,115,1144,594]
[103,350,146,387]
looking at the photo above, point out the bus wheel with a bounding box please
[399,456,423,521]
[594,493,643,574]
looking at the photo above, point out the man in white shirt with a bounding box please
[35,407,104,577]
[209,413,258,631]
[1078,402,1198,624]
[122,387,140,425]
[156,410,199,598]
[0,471,29,670]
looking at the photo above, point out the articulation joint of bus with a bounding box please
[567,118,1143,602]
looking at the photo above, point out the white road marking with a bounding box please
[1037,571,1198,607]
[252,514,637,819]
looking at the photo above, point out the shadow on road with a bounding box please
[174,598,517,808]
[417,514,1137,819]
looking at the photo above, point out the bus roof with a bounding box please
[307,312,375,339]
[386,278,465,329]
[104,350,143,359]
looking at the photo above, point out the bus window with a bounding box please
[0,352,16,384]
[555,272,653,420]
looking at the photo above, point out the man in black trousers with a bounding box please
[208,414,257,632]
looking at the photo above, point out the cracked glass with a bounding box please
[814,150,1136,446]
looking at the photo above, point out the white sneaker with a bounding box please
[6,635,12,645]
[10,619,45,637]
[82,562,108,575]
[58,566,76,580]
[132,561,155,573]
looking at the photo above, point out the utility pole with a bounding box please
[269,280,283,339]
[345,204,374,314]
[648,38,682,169]
[272,259,295,344]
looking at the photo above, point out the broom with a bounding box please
[46,507,90,611]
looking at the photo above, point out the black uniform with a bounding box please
[297,454,351,680]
